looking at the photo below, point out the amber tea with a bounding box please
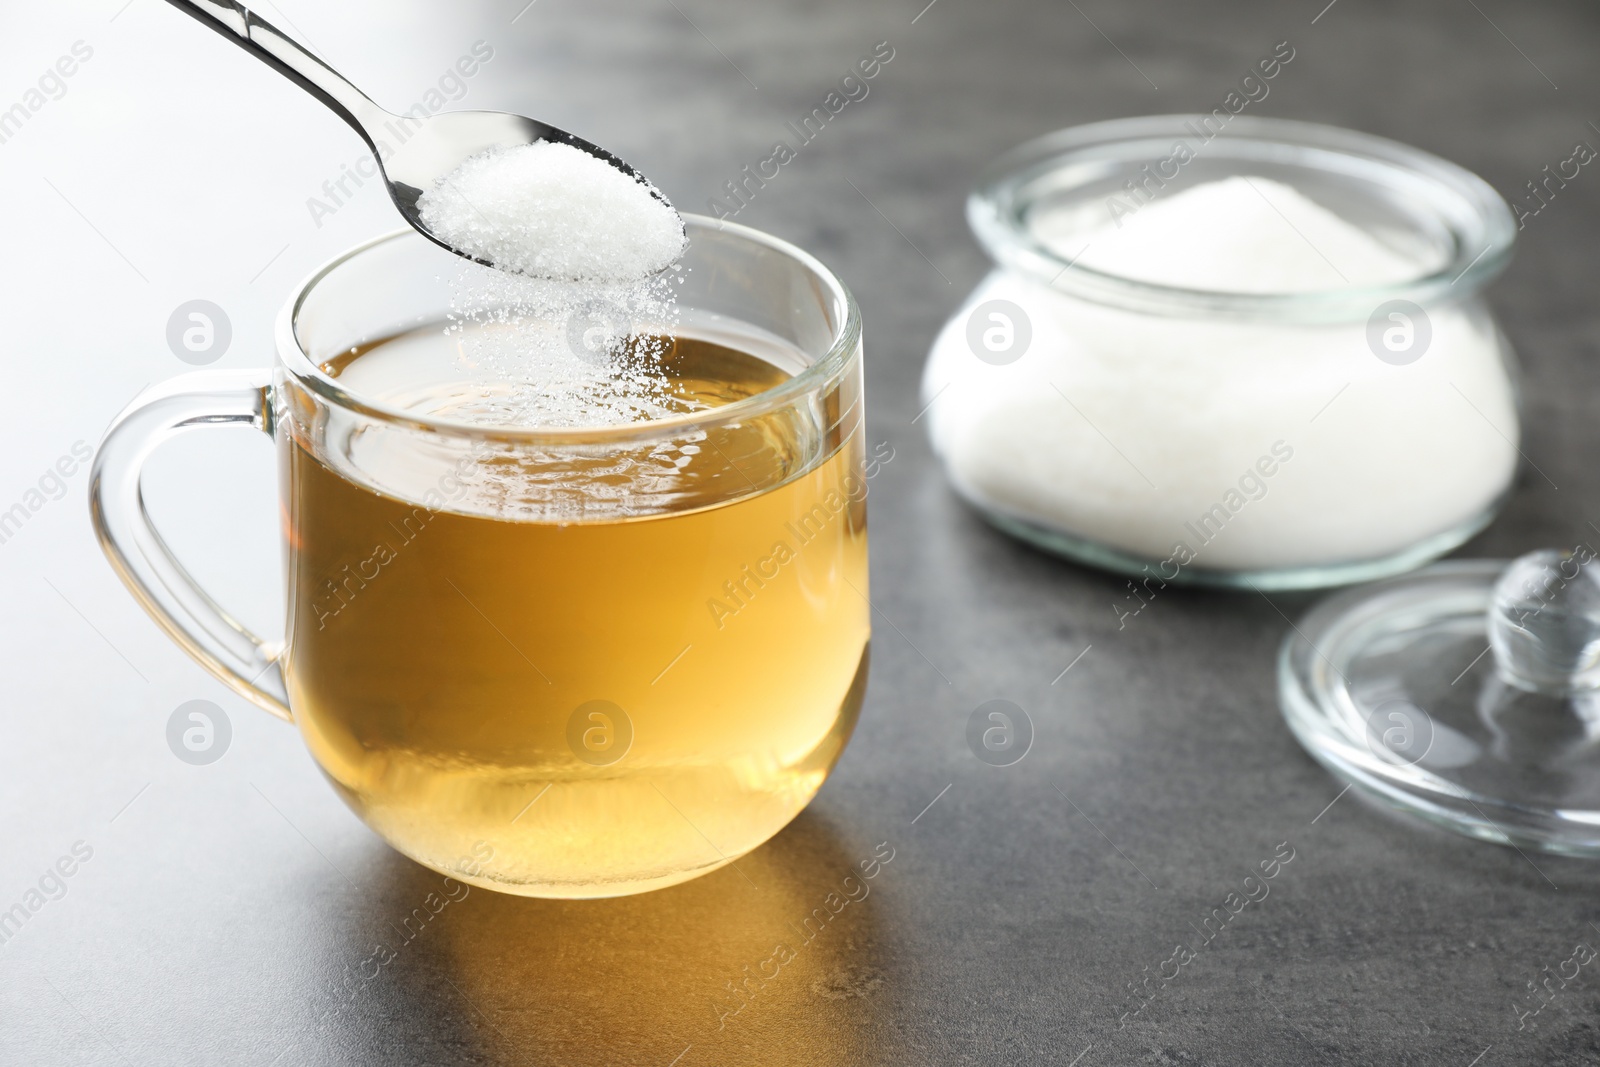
[280,323,872,897]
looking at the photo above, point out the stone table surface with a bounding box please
[3,0,1600,1064]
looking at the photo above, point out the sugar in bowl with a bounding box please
[922,115,1520,590]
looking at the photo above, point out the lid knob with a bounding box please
[1489,548,1600,695]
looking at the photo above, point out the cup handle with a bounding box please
[89,370,292,721]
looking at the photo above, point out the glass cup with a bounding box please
[91,219,872,898]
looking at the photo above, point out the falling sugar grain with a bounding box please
[413,138,697,431]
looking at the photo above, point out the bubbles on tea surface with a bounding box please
[314,312,812,524]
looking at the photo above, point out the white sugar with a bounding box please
[1034,176,1422,292]
[922,175,1518,573]
[418,141,687,282]
[442,266,689,428]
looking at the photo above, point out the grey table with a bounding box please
[3,0,1599,1064]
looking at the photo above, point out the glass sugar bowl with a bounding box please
[921,115,1520,590]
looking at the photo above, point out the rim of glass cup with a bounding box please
[276,215,862,445]
[967,114,1517,321]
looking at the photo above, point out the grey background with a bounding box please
[3,0,1599,1063]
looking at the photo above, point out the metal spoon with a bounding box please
[165,0,668,269]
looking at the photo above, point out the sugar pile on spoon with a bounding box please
[411,139,693,430]
[418,141,687,282]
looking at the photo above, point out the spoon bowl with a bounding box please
[380,110,665,267]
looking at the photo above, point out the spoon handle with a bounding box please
[163,0,390,148]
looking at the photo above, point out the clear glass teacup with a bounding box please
[92,219,872,898]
